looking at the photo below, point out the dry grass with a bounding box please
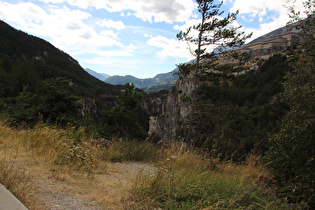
[1,119,304,209]
[0,120,157,209]
[128,144,308,209]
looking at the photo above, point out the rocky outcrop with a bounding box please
[79,98,98,120]
[149,74,194,141]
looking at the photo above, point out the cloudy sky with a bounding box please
[0,0,304,78]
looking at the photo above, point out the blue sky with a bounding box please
[0,0,305,78]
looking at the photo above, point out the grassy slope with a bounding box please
[0,119,307,209]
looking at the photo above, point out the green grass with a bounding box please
[128,150,309,209]
[98,138,163,163]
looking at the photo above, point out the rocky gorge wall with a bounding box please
[149,74,194,142]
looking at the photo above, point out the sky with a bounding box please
[0,0,305,78]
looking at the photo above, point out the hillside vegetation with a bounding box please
[0,119,308,209]
[0,20,164,138]
[0,1,314,208]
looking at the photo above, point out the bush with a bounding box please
[266,61,315,206]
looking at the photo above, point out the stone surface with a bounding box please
[0,184,28,210]
[149,74,194,141]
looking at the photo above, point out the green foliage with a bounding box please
[0,56,82,126]
[7,85,41,123]
[99,139,161,162]
[40,77,82,124]
[131,152,307,209]
[193,54,289,160]
[175,63,195,76]
[100,83,147,140]
[9,60,41,97]
[265,2,315,206]
[266,52,315,206]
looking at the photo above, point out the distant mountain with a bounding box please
[105,70,178,91]
[248,24,300,45]
[85,68,110,81]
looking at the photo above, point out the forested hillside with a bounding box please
[0,20,119,98]
[0,20,165,138]
[0,20,124,123]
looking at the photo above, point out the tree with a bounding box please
[0,55,11,98]
[7,85,40,124]
[100,83,147,139]
[40,77,82,124]
[9,59,41,97]
[287,0,315,51]
[266,0,315,206]
[176,0,251,143]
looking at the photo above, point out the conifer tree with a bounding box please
[176,0,251,143]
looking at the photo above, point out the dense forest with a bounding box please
[192,54,290,159]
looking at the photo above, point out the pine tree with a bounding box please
[176,0,251,144]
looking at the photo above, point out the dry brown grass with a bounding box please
[0,119,280,209]
[0,120,157,209]
[217,152,274,185]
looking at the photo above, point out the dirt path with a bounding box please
[0,146,155,209]
[0,125,156,209]
[32,162,156,210]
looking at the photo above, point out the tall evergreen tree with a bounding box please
[176,0,251,144]
[100,83,147,139]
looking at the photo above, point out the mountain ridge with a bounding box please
[0,20,123,120]
[84,68,110,81]
[104,70,178,91]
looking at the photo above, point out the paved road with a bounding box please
[0,184,28,210]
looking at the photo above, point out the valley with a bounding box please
[0,0,314,208]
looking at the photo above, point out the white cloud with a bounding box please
[0,2,124,56]
[230,0,285,17]
[39,0,197,23]
[104,0,196,23]
[144,33,153,38]
[147,35,193,59]
[229,0,306,41]
[96,19,125,30]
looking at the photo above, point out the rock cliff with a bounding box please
[149,74,194,141]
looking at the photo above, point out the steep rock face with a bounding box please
[79,98,98,120]
[149,75,194,141]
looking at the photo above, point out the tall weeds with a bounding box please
[0,119,310,209]
[98,138,162,163]
[0,159,37,208]
[129,145,309,209]
[0,120,98,173]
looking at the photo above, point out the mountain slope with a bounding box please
[248,24,300,45]
[0,20,120,98]
[105,71,178,91]
[85,68,110,81]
